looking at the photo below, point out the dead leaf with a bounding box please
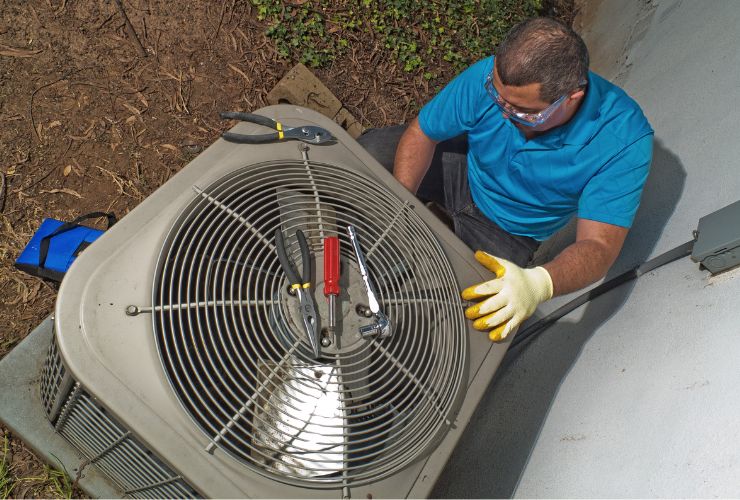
[160,143,179,152]
[110,125,123,151]
[6,166,15,176]
[125,115,137,125]
[228,63,249,81]
[63,165,72,176]
[0,45,42,57]
[122,102,142,115]
[48,120,62,129]
[68,121,95,141]
[136,91,148,108]
[40,188,82,198]
[36,123,43,138]
[160,70,181,82]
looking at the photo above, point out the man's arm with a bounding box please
[393,117,439,193]
[461,217,628,341]
[542,218,628,296]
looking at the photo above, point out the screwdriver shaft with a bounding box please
[328,294,336,329]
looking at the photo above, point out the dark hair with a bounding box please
[495,17,589,103]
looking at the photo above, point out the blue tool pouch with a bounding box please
[14,212,117,282]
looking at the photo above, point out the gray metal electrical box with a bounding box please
[691,199,740,274]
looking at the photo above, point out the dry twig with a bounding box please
[112,0,147,58]
[0,172,6,213]
[29,74,71,141]
[0,45,42,58]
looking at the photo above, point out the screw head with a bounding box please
[320,327,332,347]
[355,304,373,318]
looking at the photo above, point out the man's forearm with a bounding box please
[542,219,628,296]
[393,118,438,193]
[542,239,615,296]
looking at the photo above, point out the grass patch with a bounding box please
[43,460,74,500]
[0,434,74,499]
[250,0,542,78]
[1,434,15,498]
[9,463,74,499]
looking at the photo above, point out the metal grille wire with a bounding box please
[40,331,66,418]
[56,387,200,499]
[40,337,201,499]
[153,160,467,488]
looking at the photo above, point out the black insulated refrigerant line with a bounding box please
[510,239,697,349]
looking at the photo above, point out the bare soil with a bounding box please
[0,0,574,496]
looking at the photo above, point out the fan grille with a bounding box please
[153,160,467,488]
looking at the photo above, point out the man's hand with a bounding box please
[462,251,553,341]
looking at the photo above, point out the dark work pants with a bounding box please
[357,125,540,267]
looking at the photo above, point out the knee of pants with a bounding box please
[357,125,407,173]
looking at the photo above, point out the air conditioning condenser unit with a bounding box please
[40,105,510,498]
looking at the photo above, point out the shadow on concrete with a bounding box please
[430,139,685,498]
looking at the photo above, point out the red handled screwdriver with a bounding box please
[323,236,340,343]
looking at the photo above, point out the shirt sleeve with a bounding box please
[578,134,654,228]
[417,57,493,142]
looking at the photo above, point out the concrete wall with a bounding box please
[433,1,740,497]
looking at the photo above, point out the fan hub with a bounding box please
[279,257,395,357]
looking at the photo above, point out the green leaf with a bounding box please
[252,0,547,73]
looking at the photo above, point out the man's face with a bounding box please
[490,66,584,133]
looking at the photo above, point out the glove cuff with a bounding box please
[533,266,554,301]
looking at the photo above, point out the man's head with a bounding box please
[496,17,589,102]
[489,17,589,133]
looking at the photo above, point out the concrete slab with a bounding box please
[573,0,657,84]
[0,317,122,498]
[266,63,364,138]
[266,63,343,117]
[332,106,364,139]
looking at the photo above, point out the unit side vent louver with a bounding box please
[41,330,201,498]
[153,160,467,488]
[41,331,70,418]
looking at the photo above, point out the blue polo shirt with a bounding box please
[418,56,654,241]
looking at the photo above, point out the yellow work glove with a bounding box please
[461,251,553,341]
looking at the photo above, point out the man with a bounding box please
[358,17,653,341]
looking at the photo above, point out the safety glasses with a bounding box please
[485,73,585,127]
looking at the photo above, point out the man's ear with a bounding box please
[567,88,586,104]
